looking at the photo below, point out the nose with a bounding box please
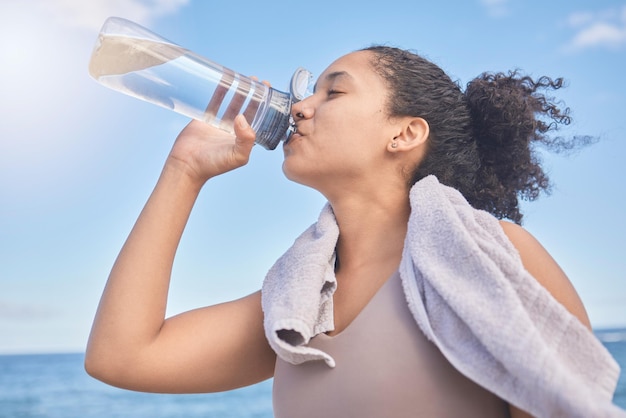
[291,97,313,120]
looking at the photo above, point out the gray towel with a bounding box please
[262,175,624,417]
[261,202,338,367]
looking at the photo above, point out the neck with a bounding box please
[329,187,411,273]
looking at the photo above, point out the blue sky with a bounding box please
[0,0,625,354]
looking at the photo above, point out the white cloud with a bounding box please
[571,22,626,49]
[35,0,189,32]
[567,11,595,27]
[564,5,626,52]
[480,0,511,18]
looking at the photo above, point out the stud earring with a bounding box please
[391,141,398,149]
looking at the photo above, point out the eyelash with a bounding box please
[327,89,342,96]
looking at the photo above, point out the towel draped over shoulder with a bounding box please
[261,175,624,417]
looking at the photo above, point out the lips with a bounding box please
[284,132,301,146]
[286,124,305,142]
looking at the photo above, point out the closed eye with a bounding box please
[327,89,343,97]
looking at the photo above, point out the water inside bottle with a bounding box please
[89,34,278,139]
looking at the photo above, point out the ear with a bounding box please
[388,117,429,152]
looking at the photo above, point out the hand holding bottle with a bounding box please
[166,115,257,186]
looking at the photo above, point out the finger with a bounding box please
[233,115,256,154]
[249,76,271,88]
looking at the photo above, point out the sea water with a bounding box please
[1,331,625,417]
[0,353,273,417]
[89,34,291,149]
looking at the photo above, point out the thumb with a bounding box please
[233,114,256,154]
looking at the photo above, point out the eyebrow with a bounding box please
[313,71,353,93]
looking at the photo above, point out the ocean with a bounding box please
[1,329,625,417]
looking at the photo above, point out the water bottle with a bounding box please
[88,17,313,150]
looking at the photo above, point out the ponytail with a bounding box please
[465,71,579,223]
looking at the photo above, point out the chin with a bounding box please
[281,160,315,189]
[281,159,299,183]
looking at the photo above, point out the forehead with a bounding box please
[316,51,383,88]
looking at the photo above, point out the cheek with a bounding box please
[334,103,389,135]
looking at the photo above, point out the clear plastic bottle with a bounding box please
[88,17,312,150]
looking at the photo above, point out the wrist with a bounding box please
[162,156,209,193]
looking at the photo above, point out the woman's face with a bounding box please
[282,51,402,193]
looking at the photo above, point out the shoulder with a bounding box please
[498,220,591,329]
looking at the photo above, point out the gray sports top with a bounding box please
[273,271,510,417]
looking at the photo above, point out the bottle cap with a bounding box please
[290,67,314,102]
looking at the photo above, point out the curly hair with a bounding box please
[361,45,592,224]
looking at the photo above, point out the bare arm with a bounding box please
[500,221,591,418]
[85,116,276,393]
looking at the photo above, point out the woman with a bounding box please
[85,46,621,417]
